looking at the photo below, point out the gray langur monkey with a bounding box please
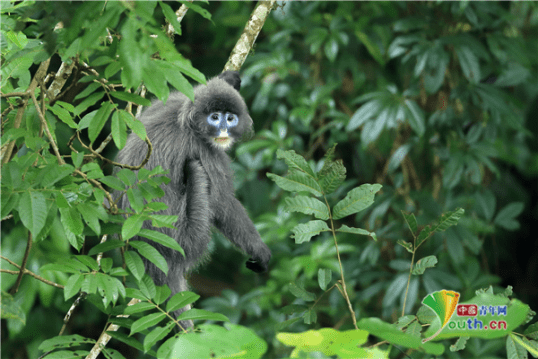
[115,71,271,328]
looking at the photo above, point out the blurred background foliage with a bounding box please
[2,1,538,358]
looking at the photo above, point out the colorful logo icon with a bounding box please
[422,290,460,343]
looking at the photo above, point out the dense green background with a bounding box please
[2,1,537,358]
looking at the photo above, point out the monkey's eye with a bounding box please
[211,113,220,120]
[226,114,239,126]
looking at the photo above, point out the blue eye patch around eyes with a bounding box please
[207,112,238,131]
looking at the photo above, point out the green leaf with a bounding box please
[124,302,156,315]
[100,258,113,273]
[104,61,122,79]
[130,240,168,276]
[82,273,98,294]
[143,65,168,102]
[494,202,524,231]
[356,31,385,66]
[176,308,230,323]
[18,191,47,237]
[324,37,338,62]
[64,274,84,300]
[290,220,330,243]
[144,322,175,353]
[318,160,346,194]
[130,312,166,335]
[155,60,194,102]
[284,196,329,220]
[117,168,137,186]
[401,211,418,236]
[111,111,127,150]
[267,172,322,197]
[75,255,99,271]
[98,273,124,307]
[508,334,536,358]
[154,285,172,306]
[122,214,144,241]
[1,192,19,218]
[524,322,538,340]
[48,103,77,129]
[416,208,465,248]
[346,99,382,131]
[59,206,84,236]
[88,239,125,256]
[397,240,414,253]
[75,93,104,117]
[110,91,152,106]
[119,19,145,89]
[456,46,480,84]
[178,1,212,21]
[166,291,200,313]
[38,334,95,352]
[388,144,411,173]
[432,208,465,232]
[289,282,316,302]
[404,100,425,136]
[275,149,316,178]
[335,224,376,241]
[106,331,145,353]
[412,256,438,275]
[333,184,382,220]
[318,269,331,291]
[88,102,115,143]
[100,175,125,191]
[40,164,74,188]
[120,110,147,141]
[276,328,369,358]
[124,250,145,281]
[139,229,184,256]
[77,203,102,235]
[159,1,182,35]
[80,4,120,50]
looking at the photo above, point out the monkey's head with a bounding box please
[187,71,253,150]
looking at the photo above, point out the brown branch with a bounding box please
[10,231,33,294]
[47,60,77,100]
[30,90,65,165]
[1,59,51,164]
[86,298,141,359]
[58,292,87,336]
[75,131,153,170]
[1,255,64,289]
[165,2,191,39]
[223,0,277,72]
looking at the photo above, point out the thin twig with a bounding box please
[10,231,33,294]
[1,255,64,289]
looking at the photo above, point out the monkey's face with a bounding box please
[206,111,238,150]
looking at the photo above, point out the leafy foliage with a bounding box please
[2,1,538,359]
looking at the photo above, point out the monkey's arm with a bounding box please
[213,195,271,272]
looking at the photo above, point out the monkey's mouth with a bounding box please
[212,136,233,149]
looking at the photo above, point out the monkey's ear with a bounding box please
[218,71,241,92]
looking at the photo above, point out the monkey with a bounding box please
[114,71,271,328]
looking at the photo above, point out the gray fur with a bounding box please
[115,72,271,329]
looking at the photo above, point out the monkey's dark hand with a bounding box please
[246,258,267,273]
[245,244,271,273]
